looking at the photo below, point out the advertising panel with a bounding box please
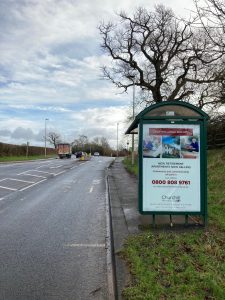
[142,124,201,212]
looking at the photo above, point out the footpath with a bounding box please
[107,158,198,299]
[107,158,149,299]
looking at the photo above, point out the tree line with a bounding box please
[47,133,121,156]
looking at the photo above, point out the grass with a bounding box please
[123,157,138,176]
[0,155,57,162]
[120,150,225,300]
[207,150,225,230]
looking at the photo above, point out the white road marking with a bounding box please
[4,178,35,184]
[54,171,66,176]
[17,171,27,175]
[65,243,105,248]
[19,179,47,191]
[0,197,4,201]
[0,185,17,191]
[89,186,94,193]
[36,162,53,169]
[92,179,102,185]
[50,165,62,169]
[0,178,8,182]
[18,170,54,175]
[30,170,55,175]
[20,173,46,179]
[70,165,78,169]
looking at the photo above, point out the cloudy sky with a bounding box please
[0,0,194,149]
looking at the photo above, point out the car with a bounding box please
[93,152,100,156]
[76,151,83,158]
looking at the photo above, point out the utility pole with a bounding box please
[127,75,136,166]
[117,122,119,157]
[45,118,49,157]
[26,141,29,158]
[132,80,135,166]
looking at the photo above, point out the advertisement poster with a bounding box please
[142,124,201,212]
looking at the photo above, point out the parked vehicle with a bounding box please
[56,143,72,159]
[94,152,100,156]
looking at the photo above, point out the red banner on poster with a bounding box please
[149,128,193,136]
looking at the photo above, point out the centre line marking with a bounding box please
[54,171,66,176]
[70,165,78,169]
[50,165,62,169]
[92,179,102,185]
[89,186,94,193]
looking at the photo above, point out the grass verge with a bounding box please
[0,155,57,162]
[121,150,225,299]
[123,157,138,176]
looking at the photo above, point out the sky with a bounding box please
[0,0,195,149]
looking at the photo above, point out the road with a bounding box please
[0,156,114,300]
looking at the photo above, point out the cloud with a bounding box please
[0,129,11,137]
[0,126,44,145]
[67,106,129,146]
[0,104,129,148]
[0,0,195,148]
[8,104,72,113]
[11,127,35,140]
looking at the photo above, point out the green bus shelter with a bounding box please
[126,101,209,226]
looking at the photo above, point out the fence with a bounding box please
[208,132,225,149]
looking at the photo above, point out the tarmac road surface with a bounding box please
[0,156,114,300]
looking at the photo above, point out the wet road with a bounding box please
[0,156,114,300]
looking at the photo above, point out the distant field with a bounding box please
[121,150,225,300]
[0,155,57,162]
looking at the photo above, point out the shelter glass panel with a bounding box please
[145,105,201,117]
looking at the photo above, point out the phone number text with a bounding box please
[152,180,191,185]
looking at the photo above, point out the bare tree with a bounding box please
[194,0,225,47]
[47,132,61,149]
[72,135,88,151]
[99,5,225,108]
[100,137,111,155]
[192,0,225,109]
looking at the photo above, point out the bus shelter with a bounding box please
[126,101,209,226]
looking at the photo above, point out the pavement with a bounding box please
[107,158,149,299]
[107,157,202,299]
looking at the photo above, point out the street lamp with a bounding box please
[127,75,135,166]
[45,118,49,157]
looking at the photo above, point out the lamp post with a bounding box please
[45,118,49,157]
